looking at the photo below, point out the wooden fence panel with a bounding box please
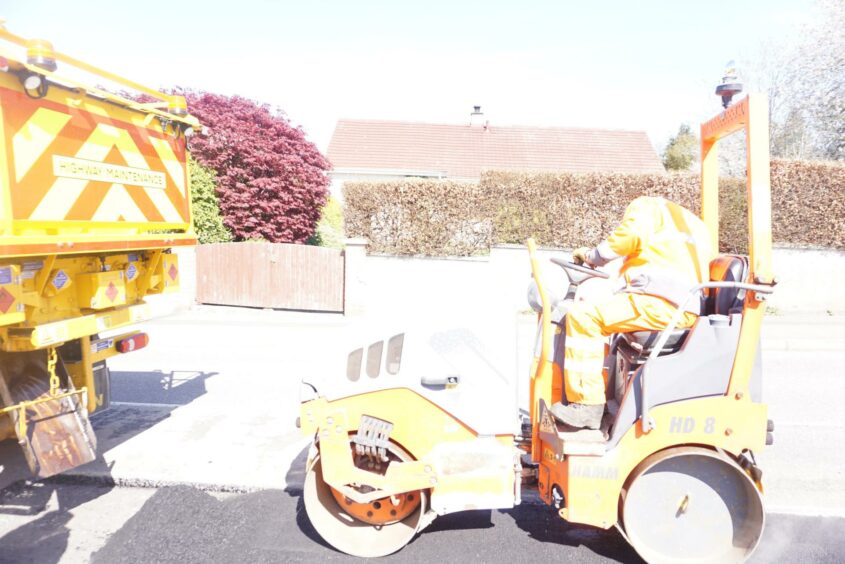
[195,242,344,312]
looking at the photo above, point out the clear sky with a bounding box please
[2,0,815,153]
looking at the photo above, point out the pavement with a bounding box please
[0,303,844,561]
[2,481,844,564]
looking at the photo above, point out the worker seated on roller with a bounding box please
[551,196,715,430]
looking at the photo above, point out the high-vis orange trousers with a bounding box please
[563,293,698,405]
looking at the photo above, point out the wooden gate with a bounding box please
[195,242,344,312]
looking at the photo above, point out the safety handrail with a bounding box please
[639,280,775,432]
[527,239,551,379]
[526,239,554,462]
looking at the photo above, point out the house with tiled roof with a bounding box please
[326,108,665,199]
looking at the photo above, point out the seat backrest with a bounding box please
[707,255,749,315]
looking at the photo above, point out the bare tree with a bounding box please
[745,0,844,160]
[795,0,845,159]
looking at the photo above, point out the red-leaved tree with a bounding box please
[185,92,330,243]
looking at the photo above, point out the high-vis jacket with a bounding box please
[586,197,715,314]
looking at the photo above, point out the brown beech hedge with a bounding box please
[344,159,844,256]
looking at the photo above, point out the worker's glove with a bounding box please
[572,247,591,266]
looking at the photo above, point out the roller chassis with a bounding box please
[300,338,768,560]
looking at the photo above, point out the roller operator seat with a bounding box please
[706,255,749,315]
[620,255,749,356]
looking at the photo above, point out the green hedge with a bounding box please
[189,156,232,244]
[308,196,345,248]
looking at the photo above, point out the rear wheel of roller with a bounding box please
[621,446,765,564]
[303,441,427,558]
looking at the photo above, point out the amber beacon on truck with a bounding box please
[0,24,200,477]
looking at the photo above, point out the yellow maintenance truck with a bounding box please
[0,26,199,478]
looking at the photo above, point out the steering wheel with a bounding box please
[549,257,610,283]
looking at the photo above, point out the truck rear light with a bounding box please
[0,57,9,72]
[116,333,149,353]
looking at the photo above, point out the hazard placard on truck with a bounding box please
[0,25,199,478]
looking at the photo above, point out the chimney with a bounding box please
[470,105,484,127]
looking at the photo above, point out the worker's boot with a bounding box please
[550,402,604,430]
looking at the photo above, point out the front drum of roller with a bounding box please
[303,442,428,558]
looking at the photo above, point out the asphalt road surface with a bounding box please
[1,480,843,564]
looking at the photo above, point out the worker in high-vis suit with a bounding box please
[551,196,716,430]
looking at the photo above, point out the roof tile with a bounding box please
[327,119,665,178]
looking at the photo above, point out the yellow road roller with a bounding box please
[298,93,776,562]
